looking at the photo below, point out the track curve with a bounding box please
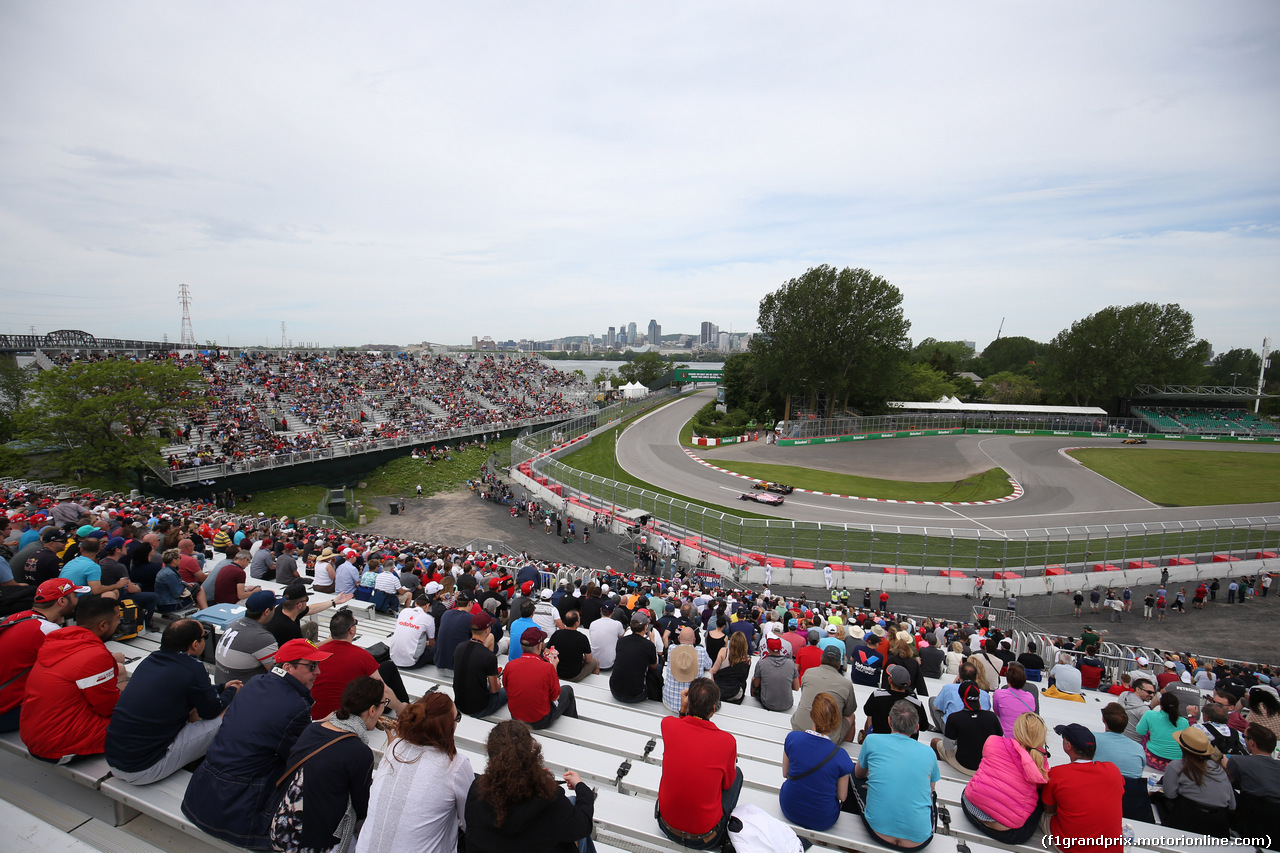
[614,390,1280,532]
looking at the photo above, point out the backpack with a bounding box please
[113,596,143,641]
[1206,724,1247,756]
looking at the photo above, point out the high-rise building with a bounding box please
[700,321,719,347]
[607,326,616,347]
[647,319,661,347]
[627,322,637,345]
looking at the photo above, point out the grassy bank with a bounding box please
[1070,449,1280,506]
[706,460,1014,502]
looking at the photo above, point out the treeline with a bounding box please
[725,265,1276,420]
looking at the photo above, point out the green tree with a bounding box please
[720,352,763,412]
[1042,303,1210,409]
[616,351,669,386]
[17,360,205,486]
[1207,348,1262,388]
[976,335,1045,378]
[895,362,956,402]
[979,371,1043,405]
[753,265,911,418]
[910,339,974,377]
[591,367,615,386]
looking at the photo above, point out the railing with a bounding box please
[512,405,1280,574]
[779,413,1148,439]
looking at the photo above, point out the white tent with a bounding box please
[620,382,648,399]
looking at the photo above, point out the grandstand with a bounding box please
[0,474,1271,853]
[1132,406,1280,437]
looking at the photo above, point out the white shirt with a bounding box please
[374,571,402,595]
[389,606,435,667]
[589,617,625,669]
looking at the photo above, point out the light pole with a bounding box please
[1230,372,1242,388]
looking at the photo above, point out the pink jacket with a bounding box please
[963,734,1049,829]
[991,686,1038,736]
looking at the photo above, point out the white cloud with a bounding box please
[0,2,1276,352]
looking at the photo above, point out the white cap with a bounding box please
[540,588,553,599]
[1136,656,1149,666]
[424,581,443,594]
[826,624,838,634]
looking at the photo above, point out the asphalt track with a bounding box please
[615,390,1280,533]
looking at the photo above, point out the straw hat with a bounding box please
[1172,727,1219,759]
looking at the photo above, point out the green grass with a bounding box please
[1070,449,1280,506]
[237,485,328,521]
[707,460,1014,502]
[358,440,508,498]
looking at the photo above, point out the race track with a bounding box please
[614,390,1280,533]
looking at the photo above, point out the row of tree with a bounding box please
[730,265,1275,419]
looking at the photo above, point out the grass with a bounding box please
[705,460,1014,502]
[237,485,329,521]
[1069,449,1280,506]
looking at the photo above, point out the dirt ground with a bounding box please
[360,484,1278,664]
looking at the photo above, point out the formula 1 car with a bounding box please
[1121,438,1147,445]
[751,481,795,495]
[740,491,785,506]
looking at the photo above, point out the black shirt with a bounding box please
[609,633,656,700]
[548,628,591,680]
[453,640,498,715]
[131,558,161,592]
[1017,652,1045,671]
[99,558,129,587]
[28,548,64,584]
[434,609,472,671]
[281,723,374,848]
[579,596,604,628]
[863,689,928,738]
[943,708,1004,770]
[266,609,304,645]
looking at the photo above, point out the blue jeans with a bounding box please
[468,688,508,718]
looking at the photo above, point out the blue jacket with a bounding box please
[153,566,187,609]
[181,668,313,849]
[105,649,236,773]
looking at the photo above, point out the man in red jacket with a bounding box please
[503,626,577,729]
[20,595,126,762]
[0,578,88,732]
[657,677,742,849]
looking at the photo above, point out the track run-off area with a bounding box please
[613,390,1280,535]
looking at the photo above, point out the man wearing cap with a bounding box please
[794,628,825,682]
[106,619,241,784]
[611,613,659,704]
[25,527,68,585]
[931,681,1003,775]
[792,646,858,742]
[532,586,564,636]
[0,578,87,732]
[1039,723,1124,852]
[663,627,713,715]
[334,550,361,596]
[182,637,330,848]
[57,534,122,598]
[20,594,125,763]
[265,583,353,645]
[504,626,579,728]
[248,538,275,581]
[656,677,742,850]
[930,661,991,733]
[589,599,624,672]
[212,549,261,605]
[49,492,87,528]
[453,610,507,718]
[214,589,282,684]
[310,609,407,720]
[863,664,929,741]
[751,636,799,712]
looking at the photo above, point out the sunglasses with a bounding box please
[292,661,320,671]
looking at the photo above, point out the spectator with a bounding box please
[1039,724,1124,852]
[861,663,929,741]
[1196,700,1246,756]
[269,677,380,853]
[248,540,275,580]
[792,646,858,743]
[609,613,658,704]
[59,536,126,597]
[26,527,68,585]
[0,578,86,733]
[710,631,751,704]
[961,712,1050,844]
[433,593,475,672]
[311,547,338,593]
[795,628,824,681]
[507,599,540,662]
[854,699,940,850]
[932,681,1004,776]
[1044,652,1084,702]
[930,661,991,732]
[884,631,929,696]
[1247,685,1280,741]
[106,619,240,784]
[19,594,124,762]
[1118,677,1157,741]
[273,542,301,585]
[335,550,361,596]
[214,589,281,684]
[504,626,578,729]
[1016,641,1045,674]
[548,610,598,682]
[388,592,436,668]
[1162,671,1202,721]
[1136,692,1189,770]
[656,678,742,850]
[155,548,208,614]
[466,719,595,853]
[1226,723,1280,843]
[944,640,967,676]
[781,691,855,831]
[991,662,1040,735]
[918,639,945,680]
[752,636,799,712]
[664,626,713,715]
[212,549,259,605]
[588,600,623,671]
[265,583,353,645]
[356,692,473,853]
[850,629,885,688]
[453,611,507,718]
[1153,727,1235,836]
[182,638,331,849]
[1093,702,1146,778]
[310,609,408,720]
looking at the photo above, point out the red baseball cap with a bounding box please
[520,581,534,595]
[275,639,333,663]
[34,578,90,604]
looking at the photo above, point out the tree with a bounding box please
[979,371,1043,405]
[976,335,1045,378]
[1041,302,1210,409]
[753,265,911,418]
[616,351,669,387]
[895,362,956,402]
[1207,348,1262,388]
[910,339,974,377]
[17,360,205,485]
[591,367,615,386]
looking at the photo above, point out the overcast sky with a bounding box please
[1,3,1277,354]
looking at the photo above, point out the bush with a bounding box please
[690,402,754,438]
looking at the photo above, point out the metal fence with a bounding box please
[779,413,1149,439]
[512,412,1280,574]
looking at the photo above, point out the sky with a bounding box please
[1,3,1277,354]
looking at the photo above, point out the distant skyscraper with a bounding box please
[700,321,719,347]
[607,326,616,347]
[647,319,660,347]
[627,322,637,344]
